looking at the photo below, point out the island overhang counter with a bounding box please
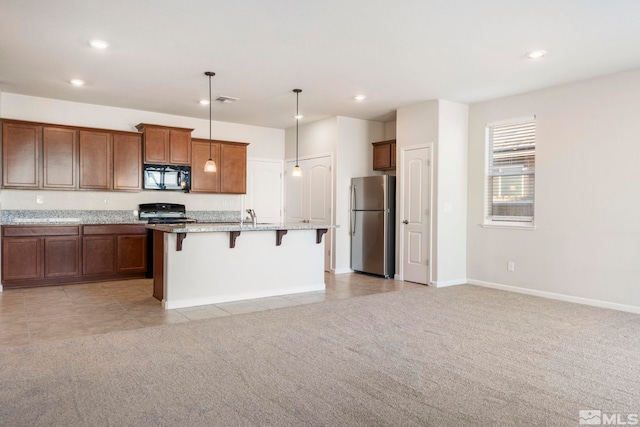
[147,222,338,309]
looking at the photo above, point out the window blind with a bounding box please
[486,118,535,222]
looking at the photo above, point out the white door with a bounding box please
[245,160,283,223]
[285,155,333,271]
[401,146,431,284]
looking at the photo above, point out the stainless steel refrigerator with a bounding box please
[350,175,395,278]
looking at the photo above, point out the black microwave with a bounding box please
[143,164,191,192]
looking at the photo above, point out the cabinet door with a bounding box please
[390,142,396,168]
[82,235,116,275]
[44,236,80,278]
[2,237,42,280]
[220,143,247,194]
[79,130,112,189]
[117,235,147,273]
[143,127,169,164]
[191,139,220,193]
[113,133,142,190]
[373,143,391,170]
[43,126,77,189]
[169,129,191,165]
[2,122,41,188]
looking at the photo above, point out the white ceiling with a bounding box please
[1,0,640,129]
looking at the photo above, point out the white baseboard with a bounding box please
[468,279,640,315]
[0,284,3,292]
[333,268,354,275]
[394,274,402,280]
[431,278,467,288]
[162,283,326,310]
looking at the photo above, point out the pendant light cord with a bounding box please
[295,91,299,165]
[209,73,212,159]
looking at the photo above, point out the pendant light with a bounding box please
[204,71,217,173]
[292,89,303,177]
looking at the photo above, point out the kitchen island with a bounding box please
[147,222,338,309]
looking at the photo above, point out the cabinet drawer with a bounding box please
[2,226,79,237]
[83,224,146,235]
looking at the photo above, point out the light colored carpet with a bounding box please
[1,284,639,426]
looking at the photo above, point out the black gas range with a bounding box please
[138,203,197,224]
[140,203,195,278]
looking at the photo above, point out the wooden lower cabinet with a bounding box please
[83,235,116,275]
[2,237,42,281]
[1,224,147,289]
[117,235,147,273]
[44,236,81,278]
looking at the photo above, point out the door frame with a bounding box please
[284,152,335,272]
[398,143,434,284]
[244,157,284,223]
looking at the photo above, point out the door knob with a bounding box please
[402,220,409,224]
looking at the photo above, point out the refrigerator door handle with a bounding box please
[351,185,356,236]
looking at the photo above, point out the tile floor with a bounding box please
[0,273,423,348]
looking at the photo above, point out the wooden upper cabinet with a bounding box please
[79,130,112,190]
[2,119,143,193]
[169,129,192,165]
[136,123,193,165]
[42,126,77,189]
[191,139,220,193]
[113,133,142,191]
[191,138,248,194]
[372,139,396,171]
[390,141,396,168]
[141,126,169,164]
[2,121,41,188]
[221,143,247,194]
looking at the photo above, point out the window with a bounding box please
[485,117,535,226]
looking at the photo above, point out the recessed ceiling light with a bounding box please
[354,95,367,101]
[89,39,109,49]
[69,79,86,86]
[527,50,547,59]
[199,99,210,105]
[294,114,304,120]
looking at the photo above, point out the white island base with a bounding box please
[152,225,333,309]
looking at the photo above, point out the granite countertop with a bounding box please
[1,209,240,226]
[146,222,338,233]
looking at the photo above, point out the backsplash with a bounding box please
[0,189,243,211]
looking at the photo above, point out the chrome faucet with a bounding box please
[246,209,257,226]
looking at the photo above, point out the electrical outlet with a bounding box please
[507,261,515,272]
[103,198,109,205]
[36,195,44,204]
[133,210,138,217]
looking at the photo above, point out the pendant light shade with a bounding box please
[204,71,217,173]
[292,89,302,177]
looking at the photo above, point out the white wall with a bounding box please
[396,100,468,285]
[467,68,640,310]
[437,100,468,284]
[384,121,396,140]
[283,115,385,273]
[0,94,285,211]
[396,100,439,282]
[284,116,337,161]
[334,117,385,273]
